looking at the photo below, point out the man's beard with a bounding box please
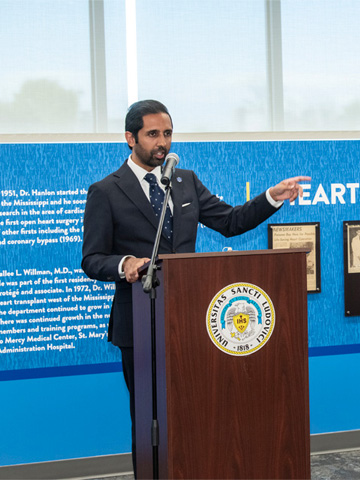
[138,147,168,168]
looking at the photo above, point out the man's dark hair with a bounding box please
[125,99,173,143]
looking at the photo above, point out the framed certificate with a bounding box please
[343,221,360,316]
[345,222,360,274]
[268,222,321,293]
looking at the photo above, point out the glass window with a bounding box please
[2,1,360,135]
[104,0,128,132]
[281,0,360,131]
[135,0,269,132]
[0,0,92,133]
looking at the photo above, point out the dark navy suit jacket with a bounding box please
[81,160,279,347]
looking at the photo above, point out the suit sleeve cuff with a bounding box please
[266,188,283,209]
[118,255,135,279]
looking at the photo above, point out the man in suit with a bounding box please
[81,99,310,473]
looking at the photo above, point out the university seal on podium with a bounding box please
[206,283,275,356]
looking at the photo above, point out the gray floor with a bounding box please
[311,450,360,479]
[91,449,360,480]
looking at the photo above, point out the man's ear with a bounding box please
[125,131,136,148]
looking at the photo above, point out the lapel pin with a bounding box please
[176,177,182,183]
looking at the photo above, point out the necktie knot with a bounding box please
[144,173,157,186]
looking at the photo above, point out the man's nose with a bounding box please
[157,134,167,146]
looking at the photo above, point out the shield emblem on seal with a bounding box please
[233,313,249,333]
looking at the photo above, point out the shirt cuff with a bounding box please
[118,255,135,279]
[266,188,283,209]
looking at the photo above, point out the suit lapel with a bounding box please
[113,161,159,231]
[114,161,183,246]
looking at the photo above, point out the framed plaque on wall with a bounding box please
[268,222,321,293]
[343,221,360,316]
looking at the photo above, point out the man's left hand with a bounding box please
[269,176,311,203]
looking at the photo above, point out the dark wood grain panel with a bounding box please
[134,251,310,479]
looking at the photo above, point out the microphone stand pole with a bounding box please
[142,183,172,480]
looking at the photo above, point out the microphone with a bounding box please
[161,153,179,186]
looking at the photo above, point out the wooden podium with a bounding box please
[132,249,310,479]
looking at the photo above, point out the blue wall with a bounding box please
[1,140,360,466]
[309,352,360,434]
[0,372,131,465]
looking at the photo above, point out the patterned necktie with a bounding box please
[144,173,173,242]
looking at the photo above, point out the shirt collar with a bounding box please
[127,155,163,183]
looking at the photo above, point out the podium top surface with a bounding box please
[158,248,309,261]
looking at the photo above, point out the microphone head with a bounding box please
[165,152,180,166]
[161,153,180,185]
